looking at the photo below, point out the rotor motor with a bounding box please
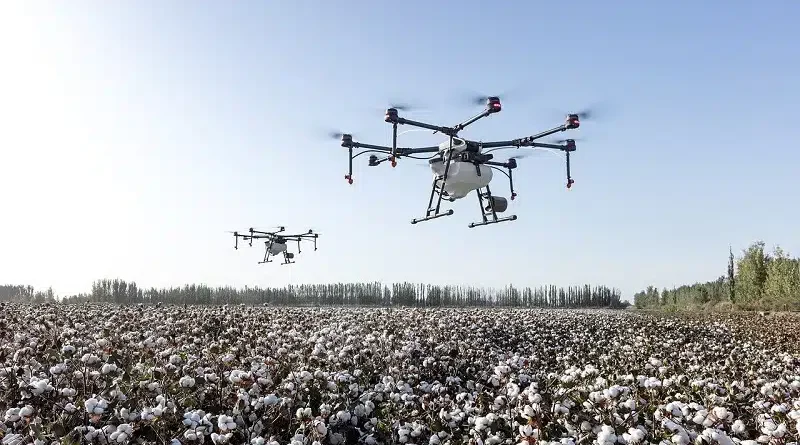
[486,96,501,114]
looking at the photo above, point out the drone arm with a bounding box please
[480,118,578,149]
[391,117,453,135]
[250,227,285,236]
[350,142,394,151]
[399,146,440,155]
[479,140,521,149]
[453,109,495,134]
[529,142,567,150]
[344,139,441,176]
[515,125,571,146]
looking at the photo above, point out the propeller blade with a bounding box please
[549,137,586,144]
[250,226,284,233]
[551,101,610,121]
[572,109,596,120]
[326,130,354,140]
[508,152,538,160]
[318,127,359,140]
[387,102,417,112]
[458,84,528,107]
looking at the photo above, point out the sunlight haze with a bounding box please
[1,1,798,300]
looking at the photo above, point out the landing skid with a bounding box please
[411,148,456,225]
[258,240,275,264]
[469,184,517,228]
[258,240,296,265]
[411,149,516,228]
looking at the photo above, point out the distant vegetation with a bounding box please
[1,280,626,308]
[634,240,800,312]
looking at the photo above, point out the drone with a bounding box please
[230,227,319,265]
[334,96,587,228]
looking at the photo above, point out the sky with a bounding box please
[1,1,799,301]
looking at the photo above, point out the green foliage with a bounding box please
[42,278,626,309]
[735,241,770,304]
[727,246,736,302]
[634,241,800,312]
[0,284,55,303]
[763,246,800,308]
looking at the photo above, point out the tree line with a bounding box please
[634,241,800,311]
[1,279,626,308]
[0,285,55,303]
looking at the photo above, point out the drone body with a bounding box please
[229,226,318,265]
[429,156,493,200]
[267,240,288,256]
[334,96,585,228]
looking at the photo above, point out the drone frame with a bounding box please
[338,96,580,228]
[231,227,319,265]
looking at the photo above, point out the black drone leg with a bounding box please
[411,148,455,225]
[258,240,274,264]
[280,251,294,265]
[468,185,518,229]
[475,190,489,225]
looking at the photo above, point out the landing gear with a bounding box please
[258,240,274,264]
[469,184,517,228]
[411,147,457,225]
[411,150,517,228]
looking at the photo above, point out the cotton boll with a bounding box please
[622,427,646,444]
[217,414,236,431]
[597,425,617,445]
[761,419,777,435]
[336,410,351,423]
[313,420,327,436]
[19,406,34,418]
[179,376,195,388]
[2,434,25,445]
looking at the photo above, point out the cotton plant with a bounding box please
[1,305,800,444]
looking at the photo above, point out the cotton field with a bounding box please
[1,304,799,445]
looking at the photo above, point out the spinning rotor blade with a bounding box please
[571,109,596,120]
[458,84,528,107]
[368,101,431,117]
[325,130,356,140]
[249,226,285,233]
[550,102,609,121]
[508,152,537,160]
[548,137,587,144]
[385,102,420,112]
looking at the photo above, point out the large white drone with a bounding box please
[333,96,588,228]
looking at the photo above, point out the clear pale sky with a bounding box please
[2,1,799,300]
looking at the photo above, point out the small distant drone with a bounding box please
[332,96,591,228]
[230,227,319,265]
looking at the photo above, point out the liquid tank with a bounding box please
[269,242,288,255]
[430,160,492,199]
